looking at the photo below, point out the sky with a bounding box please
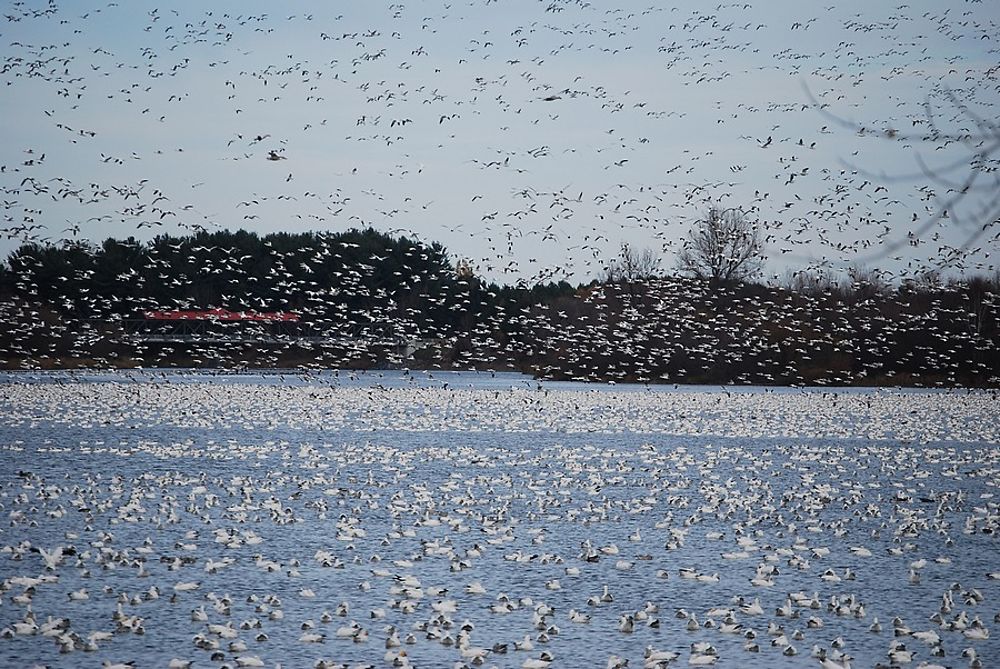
[2,0,998,285]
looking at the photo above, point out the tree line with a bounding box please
[0,225,997,387]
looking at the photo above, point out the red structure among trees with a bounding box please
[143,309,299,322]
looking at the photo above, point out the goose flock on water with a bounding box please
[0,373,997,667]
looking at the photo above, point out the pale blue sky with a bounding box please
[2,0,997,284]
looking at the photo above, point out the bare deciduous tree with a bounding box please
[847,264,890,300]
[604,242,660,283]
[783,268,838,296]
[677,206,764,285]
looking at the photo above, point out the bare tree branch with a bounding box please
[801,80,1000,266]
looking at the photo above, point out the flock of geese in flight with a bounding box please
[0,0,996,385]
[1,0,997,286]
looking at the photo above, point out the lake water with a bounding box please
[0,370,997,668]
